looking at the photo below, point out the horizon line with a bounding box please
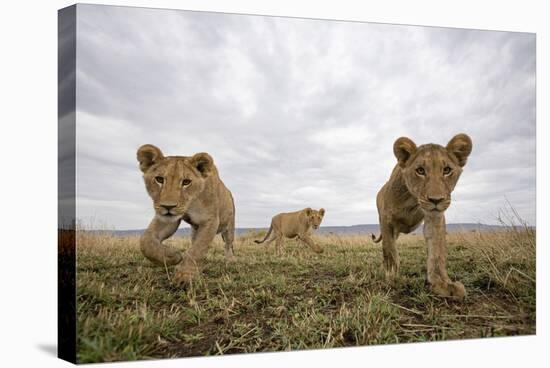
[77,222,533,232]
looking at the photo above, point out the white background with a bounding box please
[0,0,546,367]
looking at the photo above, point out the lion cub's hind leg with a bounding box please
[381,224,399,280]
[274,235,284,256]
[221,228,236,262]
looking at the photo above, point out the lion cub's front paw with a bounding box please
[173,258,200,285]
[165,251,183,266]
[225,254,236,263]
[447,281,467,300]
[224,249,236,263]
[383,264,400,283]
[431,280,467,301]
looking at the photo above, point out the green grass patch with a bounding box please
[76,229,535,363]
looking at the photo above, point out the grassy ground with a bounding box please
[76,226,535,363]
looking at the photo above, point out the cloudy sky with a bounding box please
[71,4,536,230]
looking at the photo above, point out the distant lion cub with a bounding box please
[255,208,325,254]
[372,134,473,300]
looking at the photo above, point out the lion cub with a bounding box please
[137,144,236,284]
[372,134,473,300]
[255,208,325,254]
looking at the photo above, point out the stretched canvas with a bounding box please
[58,4,536,364]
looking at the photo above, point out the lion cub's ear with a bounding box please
[446,133,473,167]
[190,152,214,177]
[305,207,312,216]
[137,144,164,173]
[393,137,417,168]
[319,208,325,216]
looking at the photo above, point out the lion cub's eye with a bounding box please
[443,166,452,175]
[182,179,192,186]
[415,167,426,176]
[154,176,164,184]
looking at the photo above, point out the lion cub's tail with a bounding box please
[371,233,382,243]
[254,225,273,244]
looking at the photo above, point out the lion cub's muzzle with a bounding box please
[160,203,177,214]
[419,196,451,213]
[156,202,185,220]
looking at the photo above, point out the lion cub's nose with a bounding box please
[160,203,177,211]
[427,196,445,205]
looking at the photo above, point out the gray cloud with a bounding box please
[73,4,536,229]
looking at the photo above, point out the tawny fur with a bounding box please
[137,144,236,285]
[372,134,473,300]
[255,208,326,254]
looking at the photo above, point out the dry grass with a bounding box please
[75,224,535,363]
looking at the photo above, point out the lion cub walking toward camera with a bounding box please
[255,208,325,254]
[372,134,473,300]
[136,144,236,285]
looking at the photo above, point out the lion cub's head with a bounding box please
[137,144,214,222]
[393,134,473,213]
[306,208,326,229]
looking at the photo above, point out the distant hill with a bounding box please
[100,223,514,237]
